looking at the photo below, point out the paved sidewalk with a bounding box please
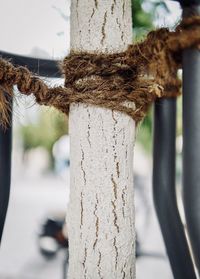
[0,174,172,279]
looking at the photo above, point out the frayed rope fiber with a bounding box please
[0,16,200,127]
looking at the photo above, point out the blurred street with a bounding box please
[0,168,173,279]
[0,174,70,279]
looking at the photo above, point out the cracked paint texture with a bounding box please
[67,0,135,278]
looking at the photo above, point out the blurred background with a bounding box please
[0,0,183,278]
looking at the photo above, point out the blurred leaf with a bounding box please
[20,108,68,165]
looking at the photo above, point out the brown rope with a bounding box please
[0,16,200,127]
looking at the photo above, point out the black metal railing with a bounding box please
[153,1,200,278]
[0,97,12,244]
[182,4,200,274]
[0,51,60,77]
[153,98,196,279]
[0,52,59,244]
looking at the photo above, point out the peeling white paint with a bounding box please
[67,0,136,278]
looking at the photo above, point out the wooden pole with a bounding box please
[67,1,136,278]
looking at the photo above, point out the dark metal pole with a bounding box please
[0,99,12,244]
[153,98,196,279]
[0,51,60,77]
[0,52,60,244]
[182,3,200,274]
[0,52,61,244]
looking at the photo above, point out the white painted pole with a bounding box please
[67,1,136,278]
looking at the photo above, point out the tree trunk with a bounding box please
[67,1,136,278]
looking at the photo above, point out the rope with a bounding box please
[0,16,199,127]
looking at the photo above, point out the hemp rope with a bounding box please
[0,16,199,127]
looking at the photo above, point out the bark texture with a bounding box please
[67,1,136,278]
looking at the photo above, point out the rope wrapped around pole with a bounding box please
[0,16,199,127]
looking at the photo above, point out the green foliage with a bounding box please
[132,0,171,153]
[20,108,68,159]
[132,0,168,40]
[137,109,153,152]
[132,0,160,151]
[132,0,153,29]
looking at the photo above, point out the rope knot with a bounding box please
[0,15,199,127]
